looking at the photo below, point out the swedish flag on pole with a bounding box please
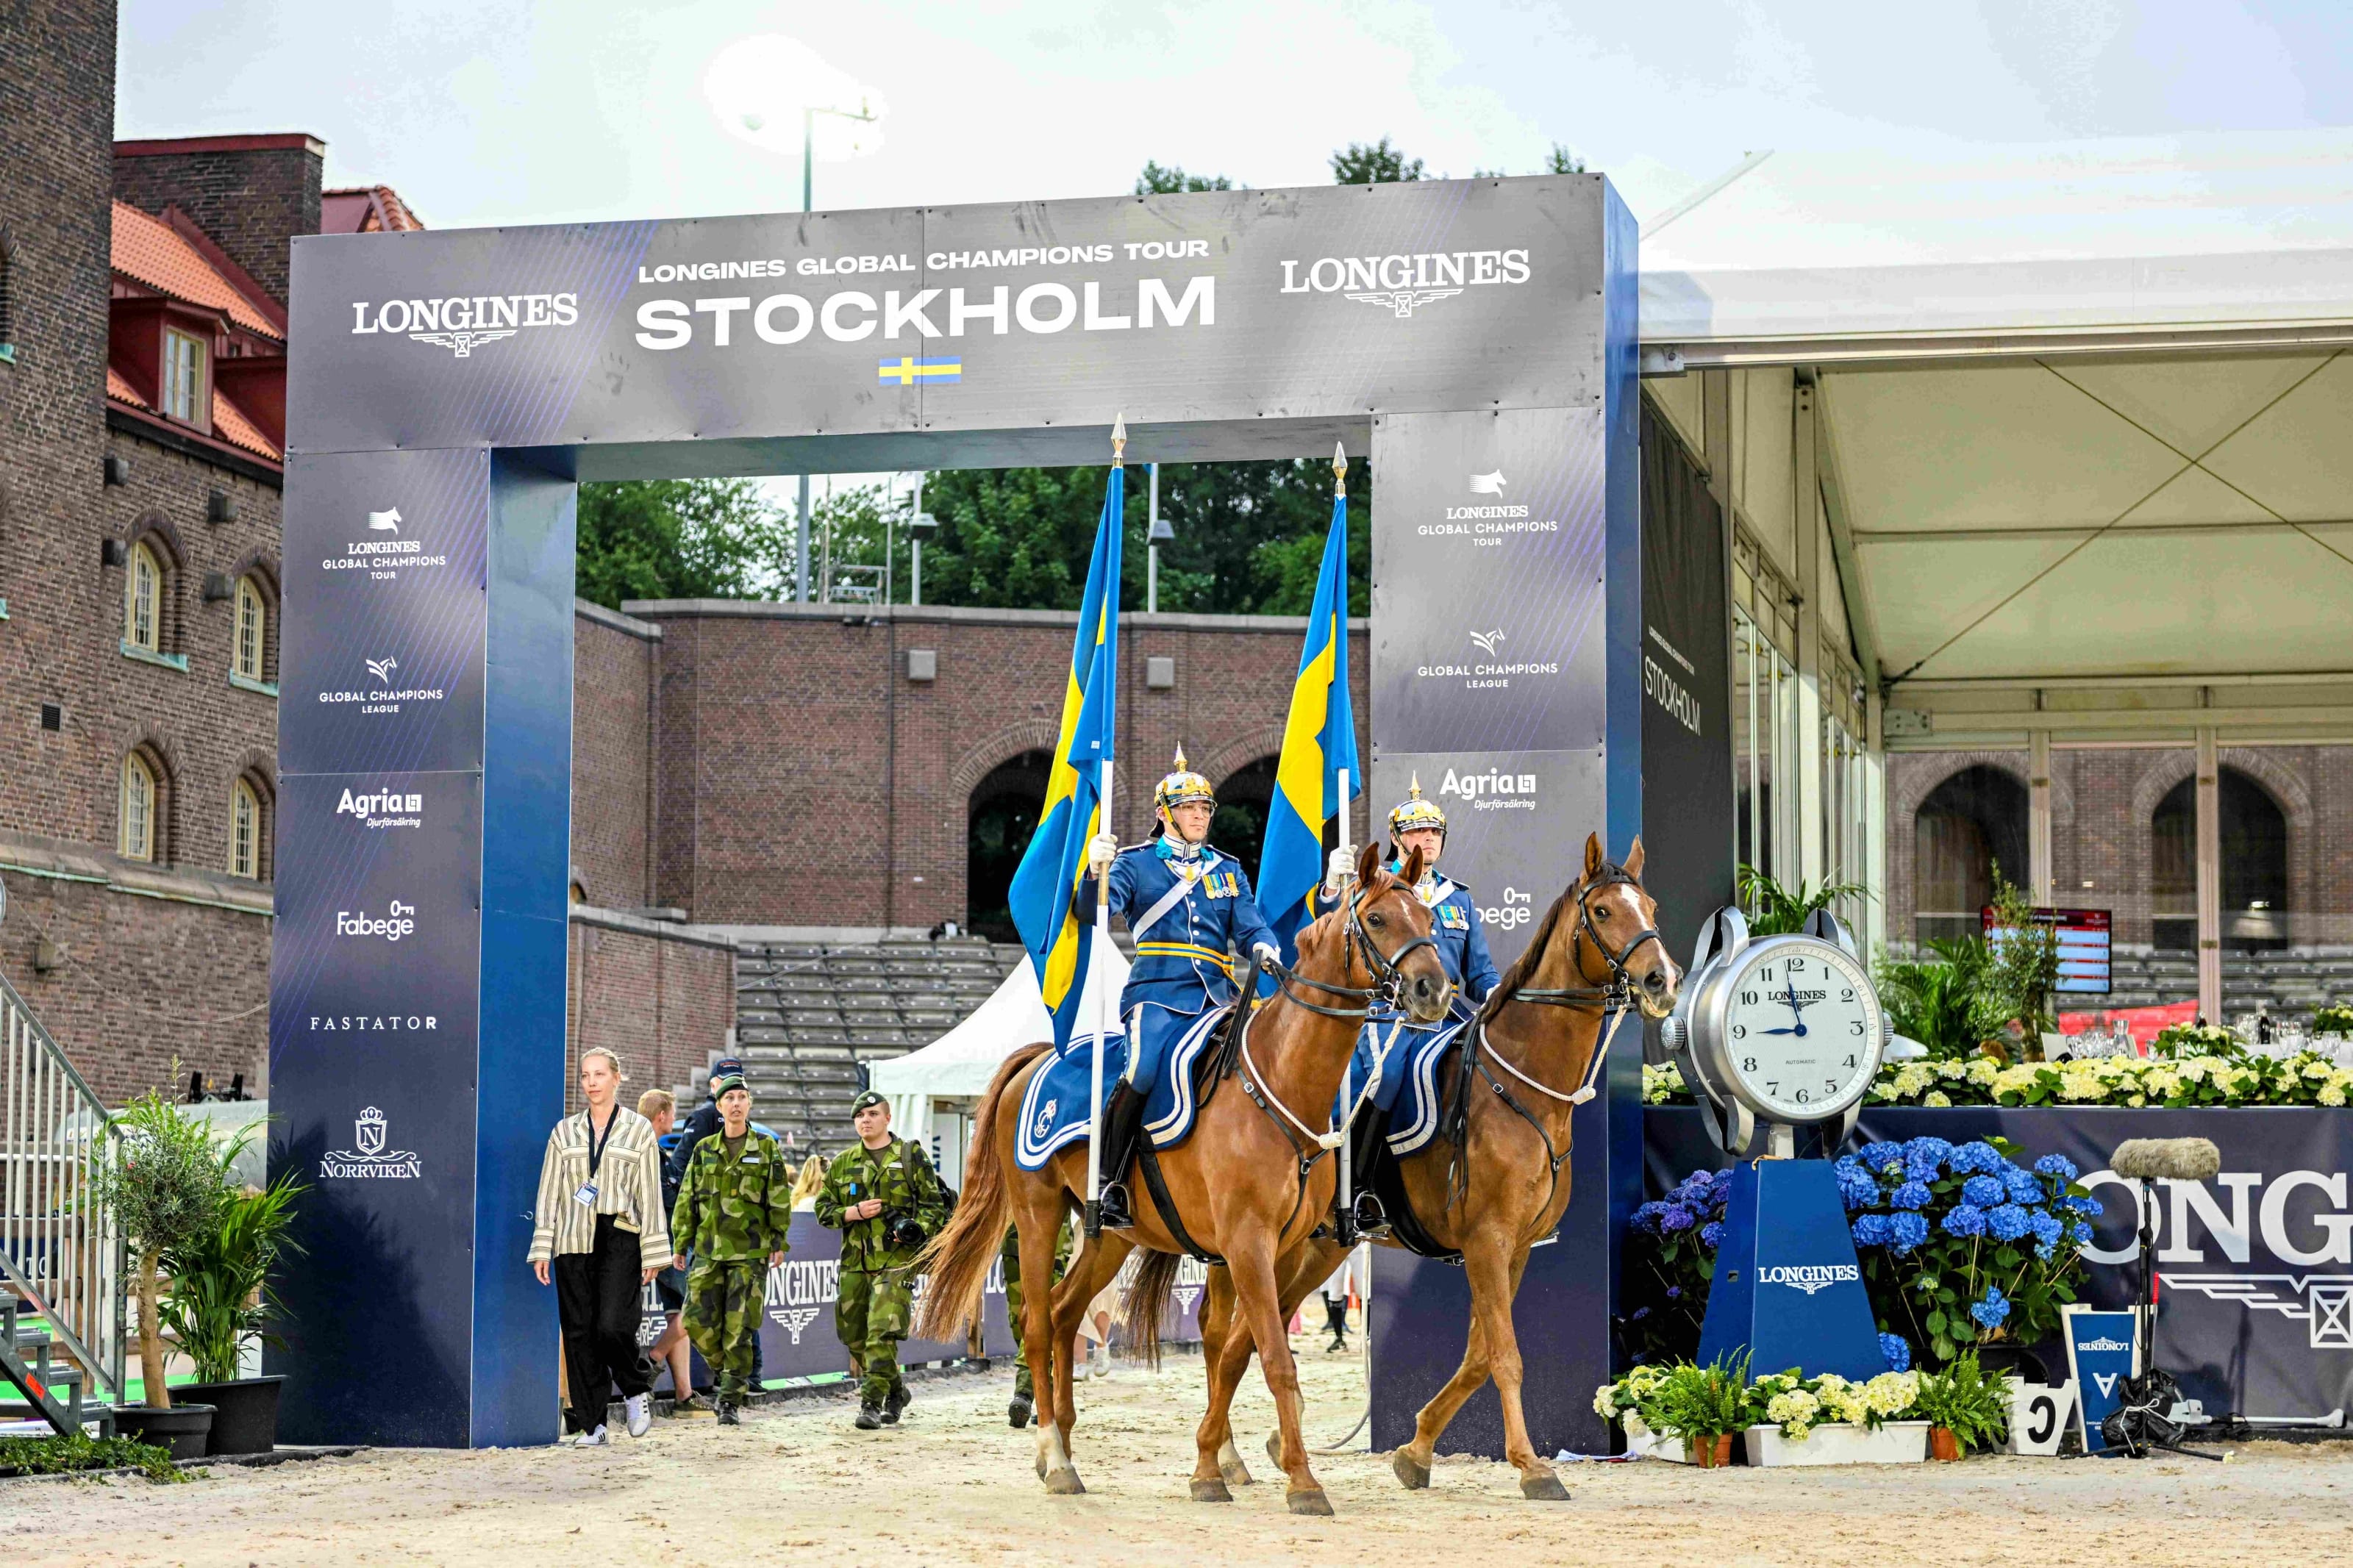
[1257,443,1362,964]
[1007,420,1125,1050]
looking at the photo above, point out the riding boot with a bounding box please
[1091,1081,1148,1232]
[1324,1297,1349,1352]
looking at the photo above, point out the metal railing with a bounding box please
[1,967,124,1405]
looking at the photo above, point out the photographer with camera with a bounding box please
[815,1090,949,1431]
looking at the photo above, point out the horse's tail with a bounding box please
[913,1039,1051,1342]
[1118,1247,1185,1371]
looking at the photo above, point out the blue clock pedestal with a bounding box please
[1696,1158,1888,1380]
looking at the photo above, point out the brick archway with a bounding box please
[2129,748,2313,931]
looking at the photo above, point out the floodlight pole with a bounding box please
[795,98,881,604]
[1147,462,1160,614]
[1332,442,1354,1241]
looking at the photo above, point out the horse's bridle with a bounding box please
[1258,876,1443,1020]
[1508,871,1664,1014]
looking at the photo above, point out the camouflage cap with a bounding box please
[851,1089,888,1114]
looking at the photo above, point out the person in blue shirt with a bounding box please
[1079,747,1279,1230]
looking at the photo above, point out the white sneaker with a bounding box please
[624,1394,652,1438]
[1091,1342,1114,1381]
[571,1425,608,1447]
[1071,1358,1092,1383]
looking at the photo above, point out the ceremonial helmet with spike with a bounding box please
[1154,745,1217,817]
[1388,774,1448,841]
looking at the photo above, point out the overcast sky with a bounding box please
[118,0,2353,232]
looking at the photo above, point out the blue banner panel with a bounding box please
[268,768,485,1447]
[1696,1159,1886,1381]
[1647,1107,2353,1424]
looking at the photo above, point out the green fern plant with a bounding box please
[1735,864,1867,937]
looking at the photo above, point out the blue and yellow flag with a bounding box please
[1256,479,1360,965]
[1008,464,1124,1048]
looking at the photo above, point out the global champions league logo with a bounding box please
[319,1109,422,1181]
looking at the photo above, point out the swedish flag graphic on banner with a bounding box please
[1008,462,1124,1048]
[1256,468,1360,967]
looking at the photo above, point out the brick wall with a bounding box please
[633,600,1369,930]
[571,603,659,909]
[564,909,735,1111]
[112,135,322,305]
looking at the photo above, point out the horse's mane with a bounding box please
[1470,864,1605,1025]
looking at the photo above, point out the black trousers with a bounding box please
[554,1214,652,1433]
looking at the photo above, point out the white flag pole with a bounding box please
[1331,440,1357,1238]
[1086,415,1126,1234]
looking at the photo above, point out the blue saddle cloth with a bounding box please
[1334,1017,1470,1157]
[1015,1004,1230,1172]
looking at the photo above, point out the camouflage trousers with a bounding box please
[837,1267,913,1408]
[683,1259,766,1405]
[1001,1225,1071,1401]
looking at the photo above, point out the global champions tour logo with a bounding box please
[319,1108,422,1181]
[349,291,580,357]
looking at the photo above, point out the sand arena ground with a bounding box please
[9,1330,2353,1567]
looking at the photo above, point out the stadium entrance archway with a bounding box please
[967,748,1051,943]
[270,175,1652,1454]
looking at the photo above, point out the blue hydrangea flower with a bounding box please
[1700,1221,1724,1248]
[1904,1136,1954,1177]
[1632,1201,1666,1236]
[1660,1205,1696,1234]
[1863,1142,1909,1175]
[1879,1333,1912,1373]
[1631,1306,1651,1320]
[2065,1193,2104,1217]
[1838,1167,1881,1212]
[2034,1153,2079,1181]
[1891,1181,1933,1211]
[2029,1209,2064,1258]
[2071,1220,2094,1244]
[1889,1211,1931,1254]
[1987,1203,2032,1242]
[1963,1174,2007,1207]
[1852,1213,1893,1247]
[1969,1287,2011,1329]
[1952,1141,2009,1175]
[2003,1168,2043,1203]
[1665,1285,1682,1300]
[1943,1203,1988,1238]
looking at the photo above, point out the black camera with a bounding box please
[887,1213,929,1251]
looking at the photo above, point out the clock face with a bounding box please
[1718,939,1882,1120]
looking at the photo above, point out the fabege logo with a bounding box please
[349,292,579,356]
[1757,1263,1860,1295]
[771,1306,821,1345]
[337,901,417,941]
[319,1107,423,1181]
[1279,248,1531,318]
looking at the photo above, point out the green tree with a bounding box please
[1331,137,1423,185]
[574,479,793,609]
[1135,161,1235,194]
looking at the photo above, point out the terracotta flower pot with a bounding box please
[1929,1426,1963,1461]
[1687,1433,1734,1468]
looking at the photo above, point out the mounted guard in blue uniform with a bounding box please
[1318,777,1499,1232]
[1077,747,1278,1230]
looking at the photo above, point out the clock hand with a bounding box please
[1782,982,1808,1038]
[1757,1026,1800,1036]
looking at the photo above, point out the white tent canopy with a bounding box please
[871,942,1129,1155]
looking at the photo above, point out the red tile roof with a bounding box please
[209,391,280,461]
[111,201,282,339]
[321,185,426,234]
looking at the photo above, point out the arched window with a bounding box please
[966,749,1054,943]
[125,540,163,651]
[2151,767,2288,951]
[229,775,268,881]
[121,752,159,862]
[1913,765,2029,944]
[233,575,268,681]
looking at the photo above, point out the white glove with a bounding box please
[1322,847,1354,897]
[1088,832,1118,872]
[1252,942,1281,971]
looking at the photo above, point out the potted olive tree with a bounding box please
[89,1089,236,1458]
[163,1164,302,1455]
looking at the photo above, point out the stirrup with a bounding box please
[1351,1191,1391,1238]
[1095,1182,1136,1230]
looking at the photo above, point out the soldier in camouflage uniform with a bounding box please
[815,1090,951,1431]
[999,1217,1074,1428]
[669,1075,793,1425]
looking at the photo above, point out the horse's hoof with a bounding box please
[1521,1472,1571,1502]
[1044,1468,1087,1496]
[1190,1478,1233,1503]
[1035,1451,1049,1481]
[1265,1429,1282,1465]
[1221,1456,1255,1487]
[1392,1451,1431,1490]
[1287,1487,1335,1517]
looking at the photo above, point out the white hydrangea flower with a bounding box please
[1966,1057,1999,1086]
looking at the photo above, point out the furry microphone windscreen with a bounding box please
[2110,1138,2223,1182]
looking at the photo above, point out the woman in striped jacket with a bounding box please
[528,1048,673,1446]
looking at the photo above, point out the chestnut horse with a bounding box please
[916,840,1450,1514]
[1183,833,1681,1501]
